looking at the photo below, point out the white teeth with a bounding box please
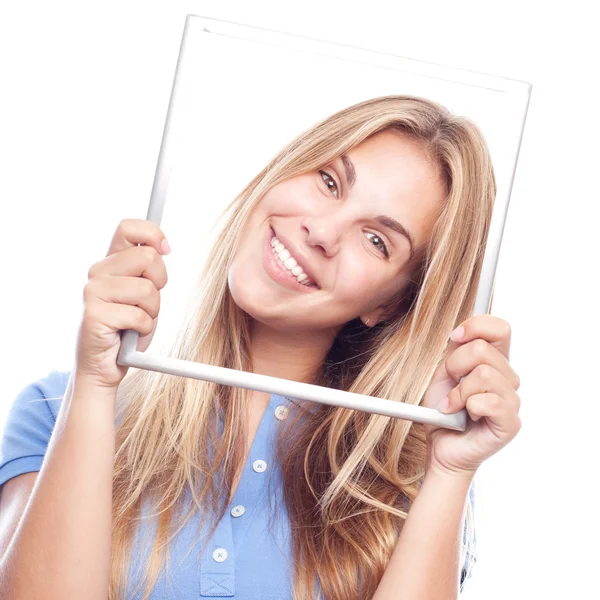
[270,235,316,287]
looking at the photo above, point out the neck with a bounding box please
[248,318,339,384]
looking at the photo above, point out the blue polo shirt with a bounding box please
[0,370,476,597]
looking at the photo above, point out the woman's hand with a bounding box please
[421,315,522,478]
[75,218,170,391]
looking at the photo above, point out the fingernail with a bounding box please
[450,325,464,342]
[439,396,449,413]
[161,238,171,255]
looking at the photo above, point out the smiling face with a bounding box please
[228,129,448,335]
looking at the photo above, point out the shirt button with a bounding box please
[253,459,267,472]
[231,505,245,517]
[275,405,289,420]
[213,547,228,562]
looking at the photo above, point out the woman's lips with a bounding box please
[270,227,319,288]
[263,226,319,293]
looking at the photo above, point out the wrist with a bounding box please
[73,371,120,395]
[425,462,477,484]
[425,446,479,483]
[56,371,118,431]
[63,371,119,412]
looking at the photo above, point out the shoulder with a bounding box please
[460,475,478,592]
[6,369,70,423]
[0,370,71,487]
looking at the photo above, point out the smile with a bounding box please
[262,226,320,293]
[270,236,317,287]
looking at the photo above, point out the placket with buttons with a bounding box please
[199,394,291,597]
[198,510,237,597]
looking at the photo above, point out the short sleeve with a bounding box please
[459,478,477,593]
[0,370,70,488]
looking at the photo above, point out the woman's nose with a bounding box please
[303,221,342,257]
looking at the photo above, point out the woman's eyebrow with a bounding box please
[375,215,415,261]
[340,153,357,188]
[339,153,415,261]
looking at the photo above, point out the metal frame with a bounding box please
[117,14,532,432]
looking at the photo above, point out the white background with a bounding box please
[1,1,598,598]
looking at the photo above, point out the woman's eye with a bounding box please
[365,232,390,259]
[319,170,339,198]
[318,170,389,259]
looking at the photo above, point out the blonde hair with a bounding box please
[109,95,495,600]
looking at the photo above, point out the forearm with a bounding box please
[0,373,117,600]
[372,469,474,600]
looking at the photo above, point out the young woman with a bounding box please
[0,95,521,600]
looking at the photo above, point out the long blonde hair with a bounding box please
[109,95,495,600]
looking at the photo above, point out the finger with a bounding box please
[465,391,522,438]
[88,275,161,320]
[89,245,169,291]
[107,218,170,257]
[449,314,513,362]
[445,337,520,391]
[443,363,521,416]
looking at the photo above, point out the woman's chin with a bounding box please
[228,271,276,316]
